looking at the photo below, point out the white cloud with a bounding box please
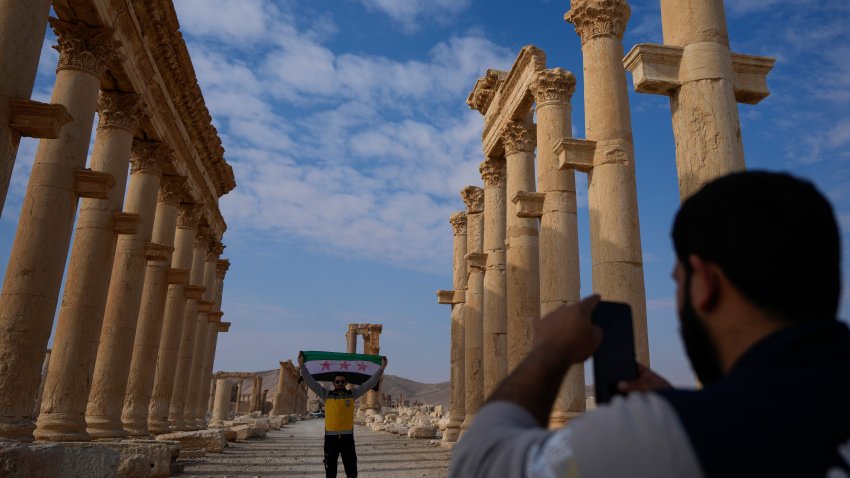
[356,0,472,32]
[173,0,279,45]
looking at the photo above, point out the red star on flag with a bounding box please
[356,363,368,371]
[320,361,331,370]
[340,361,350,370]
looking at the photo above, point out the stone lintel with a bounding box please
[113,212,141,235]
[465,252,488,271]
[555,138,596,173]
[512,191,545,218]
[218,322,231,333]
[197,300,213,312]
[144,242,173,262]
[166,268,189,284]
[436,289,465,305]
[185,285,206,299]
[9,99,72,138]
[623,43,776,105]
[74,168,116,199]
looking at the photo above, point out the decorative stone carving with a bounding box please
[177,204,200,228]
[565,0,630,44]
[479,160,506,188]
[449,212,468,236]
[466,70,506,114]
[530,68,577,106]
[502,121,537,156]
[49,17,120,77]
[130,140,170,175]
[97,91,146,133]
[207,241,225,261]
[158,175,187,205]
[216,259,230,277]
[461,186,484,214]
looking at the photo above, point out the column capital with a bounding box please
[130,140,171,176]
[177,203,200,228]
[218,322,231,333]
[158,175,187,205]
[207,240,225,261]
[49,17,120,78]
[460,186,484,214]
[216,259,231,278]
[194,226,211,247]
[502,121,537,155]
[530,68,577,106]
[97,91,146,133]
[450,211,467,236]
[480,159,506,188]
[466,70,507,115]
[565,0,630,45]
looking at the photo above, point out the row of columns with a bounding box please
[0,16,233,442]
[271,361,305,417]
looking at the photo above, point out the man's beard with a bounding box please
[680,273,725,385]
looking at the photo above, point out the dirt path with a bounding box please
[177,418,452,477]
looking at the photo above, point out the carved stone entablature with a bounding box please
[97,91,146,133]
[49,17,120,78]
[177,203,200,229]
[216,258,231,277]
[130,140,171,176]
[466,70,508,114]
[530,68,577,106]
[207,240,225,261]
[565,0,631,45]
[158,175,187,205]
[461,186,484,214]
[450,211,468,236]
[218,322,231,333]
[480,159,507,188]
[502,120,537,155]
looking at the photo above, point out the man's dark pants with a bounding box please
[324,434,357,477]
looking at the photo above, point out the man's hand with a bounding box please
[617,363,673,393]
[532,295,603,367]
[297,352,304,368]
[381,356,388,369]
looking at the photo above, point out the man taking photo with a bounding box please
[451,171,850,477]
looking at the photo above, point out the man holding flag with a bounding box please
[299,351,388,478]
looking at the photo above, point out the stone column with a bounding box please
[85,140,168,438]
[168,227,209,429]
[271,363,287,416]
[501,120,540,372]
[148,203,197,434]
[438,211,467,443]
[346,324,357,353]
[32,350,51,419]
[480,159,508,396]
[209,379,231,427]
[250,376,263,413]
[205,319,230,415]
[529,68,585,428]
[35,92,145,442]
[359,332,371,413]
[196,258,229,420]
[121,175,185,436]
[561,0,650,364]
[460,186,484,433]
[365,325,382,413]
[0,0,53,215]
[623,0,774,200]
[0,19,117,441]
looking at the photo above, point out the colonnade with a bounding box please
[270,361,308,417]
[0,3,236,443]
[438,0,773,442]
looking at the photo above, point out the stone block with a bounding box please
[155,429,227,456]
[223,429,238,442]
[59,443,121,478]
[269,418,283,429]
[0,439,64,478]
[408,425,438,439]
[369,423,385,432]
[114,440,174,478]
[397,426,409,436]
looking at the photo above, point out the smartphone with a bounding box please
[591,301,638,404]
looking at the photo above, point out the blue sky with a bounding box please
[2,0,849,386]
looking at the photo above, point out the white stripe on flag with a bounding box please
[305,360,381,375]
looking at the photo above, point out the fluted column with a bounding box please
[501,121,539,372]
[439,212,467,443]
[35,92,145,442]
[209,379,231,427]
[168,226,209,429]
[85,140,168,438]
[148,203,197,433]
[480,159,508,396]
[530,69,585,428]
[0,0,53,215]
[459,186,484,434]
[0,19,118,441]
[121,175,185,436]
[564,0,649,364]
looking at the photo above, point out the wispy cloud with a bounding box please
[355,0,473,33]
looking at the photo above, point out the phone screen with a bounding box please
[591,301,638,404]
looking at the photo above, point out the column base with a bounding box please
[34,412,90,442]
[147,417,171,436]
[121,416,150,437]
[548,411,583,430]
[86,415,128,439]
[0,417,35,442]
[442,426,461,443]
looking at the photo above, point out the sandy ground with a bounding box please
[177,418,452,477]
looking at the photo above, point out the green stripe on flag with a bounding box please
[301,351,382,365]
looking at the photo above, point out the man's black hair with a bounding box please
[672,171,841,322]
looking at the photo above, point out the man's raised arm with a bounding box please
[353,356,387,400]
[298,353,328,401]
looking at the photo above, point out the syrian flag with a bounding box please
[301,351,383,389]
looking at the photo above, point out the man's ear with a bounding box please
[688,254,720,312]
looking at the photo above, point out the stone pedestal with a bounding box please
[121,176,184,436]
[148,204,198,434]
[209,379,231,427]
[35,92,144,442]
[459,186,484,434]
[0,19,117,441]
[86,141,168,439]
[480,160,508,396]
